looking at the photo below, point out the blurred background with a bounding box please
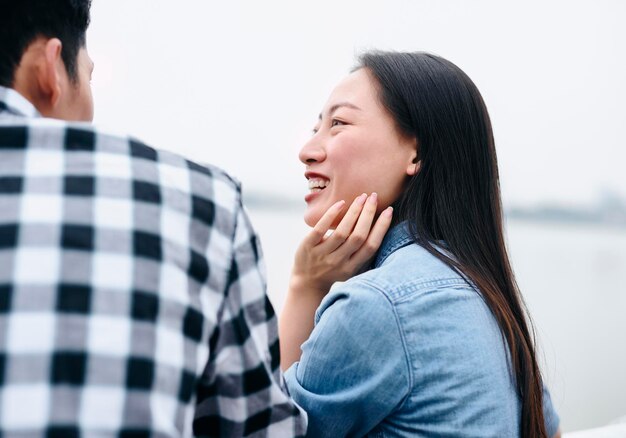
[87,0,625,433]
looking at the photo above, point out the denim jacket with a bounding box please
[284,222,559,437]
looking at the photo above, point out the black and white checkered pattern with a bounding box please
[0,86,306,437]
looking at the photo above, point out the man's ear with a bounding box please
[38,38,64,109]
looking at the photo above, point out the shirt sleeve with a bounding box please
[543,383,560,437]
[193,195,307,437]
[284,281,410,438]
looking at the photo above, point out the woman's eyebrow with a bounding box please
[318,102,362,120]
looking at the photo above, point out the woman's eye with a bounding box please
[331,119,346,127]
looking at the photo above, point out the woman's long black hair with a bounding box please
[358,51,547,438]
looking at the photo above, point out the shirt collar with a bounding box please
[0,86,41,118]
[374,221,415,268]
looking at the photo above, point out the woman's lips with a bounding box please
[304,186,326,203]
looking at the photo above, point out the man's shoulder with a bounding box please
[123,133,242,194]
[0,117,241,198]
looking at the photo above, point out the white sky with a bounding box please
[87,0,626,208]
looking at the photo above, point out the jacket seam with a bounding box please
[381,277,472,302]
[355,279,414,412]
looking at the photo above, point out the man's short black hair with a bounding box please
[0,0,92,87]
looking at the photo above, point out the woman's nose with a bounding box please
[299,137,327,165]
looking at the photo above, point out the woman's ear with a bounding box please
[407,157,421,176]
[405,137,420,176]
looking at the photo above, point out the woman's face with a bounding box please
[300,68,418,227]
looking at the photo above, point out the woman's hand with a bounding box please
[290,192,393,296]
[280,193,393,370]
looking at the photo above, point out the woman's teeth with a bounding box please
[308,178,329,190]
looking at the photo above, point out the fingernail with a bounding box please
[357,193,367,204]
[383,206,393,217]
[334,200,346,209]
[368,192,378,204]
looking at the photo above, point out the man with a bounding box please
[0,1,306,436]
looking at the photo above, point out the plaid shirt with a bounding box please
[0,86,306,437]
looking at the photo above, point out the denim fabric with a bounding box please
[285,222,559,437]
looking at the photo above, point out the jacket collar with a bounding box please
[374,221,415,268]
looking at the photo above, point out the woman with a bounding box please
[279,51,561,437]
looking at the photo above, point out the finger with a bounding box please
[333,192,379,258]
[320,193,368,252]
[303,200,346,246]
[349,206,393,267]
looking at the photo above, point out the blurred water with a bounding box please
[247,207,626,433]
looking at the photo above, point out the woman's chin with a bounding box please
[303,210,347,232]
[303,209,321,228]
